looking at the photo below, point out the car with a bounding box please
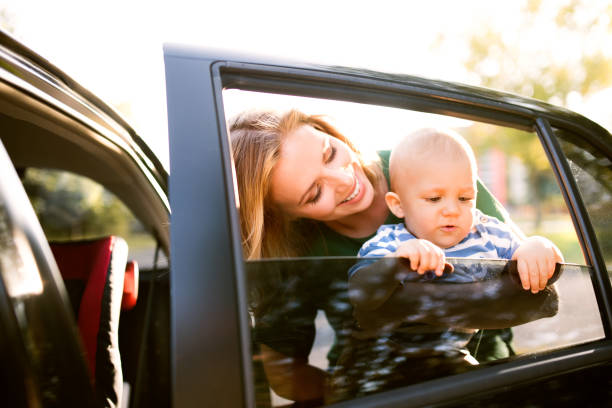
[1,29,612,407]
[0,30,170,407]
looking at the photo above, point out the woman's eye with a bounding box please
[307,186,322,205]
[459,197,474,202]
[426,197,441,202]
[325,146,337,164]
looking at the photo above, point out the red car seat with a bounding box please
[50,236,138,408]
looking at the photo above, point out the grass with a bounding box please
[535,230,584,264]
[514,216,584,264]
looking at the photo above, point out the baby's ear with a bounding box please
[385,192,404,218]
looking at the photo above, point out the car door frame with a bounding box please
[164,45,612,407]
[0,138,98,407]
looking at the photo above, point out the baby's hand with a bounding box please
[512,236,564,293]
[390,239,446,276]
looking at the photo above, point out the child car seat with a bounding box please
[50,236,138,408]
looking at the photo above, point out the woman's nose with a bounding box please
[324,165,354,193]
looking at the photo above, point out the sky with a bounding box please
[2,0,611,168]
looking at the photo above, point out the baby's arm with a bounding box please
[349,237,446,312]
[392,239,447,277]
[512,236,564,294]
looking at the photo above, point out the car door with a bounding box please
[0,138,98,407]
[165,46,612,407]
[0,30,172,407]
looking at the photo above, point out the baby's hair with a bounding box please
[389,128,478,190]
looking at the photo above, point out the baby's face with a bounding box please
[394,154,477,249]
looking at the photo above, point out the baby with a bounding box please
[356,128,564,292]
[340,129,563,393]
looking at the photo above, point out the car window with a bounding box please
[224,91,605,406]
[20,168,166,269]
[555,128,612,271]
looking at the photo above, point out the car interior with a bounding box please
[51,236,131,406]
[0,70,171,407]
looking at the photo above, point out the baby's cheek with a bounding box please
[465,213,476,231]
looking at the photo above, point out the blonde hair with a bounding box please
[229,109,382,260]
[389,127,478,191]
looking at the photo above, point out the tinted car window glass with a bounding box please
[224,91,605,406]
[247,259,600,406]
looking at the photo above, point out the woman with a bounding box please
[230,109,539,404]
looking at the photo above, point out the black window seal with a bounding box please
[217,61,535,131]
[211,61,257,408]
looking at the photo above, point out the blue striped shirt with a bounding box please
[351,209,521,280]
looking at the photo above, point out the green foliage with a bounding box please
[581,53,612,94]
[457,1,612,229]
[464,1,612,103]
[0,9,15,34]
[22,168,134,241]
[525,0,543,14]
[537,230,584,265]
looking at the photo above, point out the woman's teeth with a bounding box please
[342,178,360,203]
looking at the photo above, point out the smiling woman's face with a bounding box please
[269,124,375,222]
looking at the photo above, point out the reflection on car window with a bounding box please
[555,129,612,270]
[247,258,602,406]
[20,168,165,269]
[0,202,42,297]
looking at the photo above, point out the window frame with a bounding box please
[164,46,612,407]
[535,118,612,327]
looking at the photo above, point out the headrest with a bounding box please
[50,236,128,408]
[51,238,138,311]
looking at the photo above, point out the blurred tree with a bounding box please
[22,169,133,240]
[456,0,612,227]
[0,9,15,34]
[466,1,612,104]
